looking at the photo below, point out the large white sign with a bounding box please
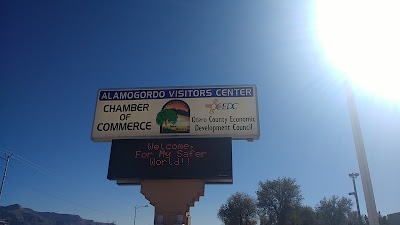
[91,85,259,141]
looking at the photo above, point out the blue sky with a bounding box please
[1,1,399,225]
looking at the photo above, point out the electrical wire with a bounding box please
[0,147,136,219]
[29,185,131,217]
[0,148,55,176]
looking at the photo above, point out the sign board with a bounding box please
[91,85,259,141]
[107,138,232,184]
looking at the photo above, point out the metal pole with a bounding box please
[346,86,380,225]
[134,207,137,225]
[0,154,12,201]
[133,205,148,225]
[349,173,363,225]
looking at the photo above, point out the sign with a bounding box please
[91,85,259,141]
[107,138,232,184]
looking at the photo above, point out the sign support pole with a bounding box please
[141,179,204,225]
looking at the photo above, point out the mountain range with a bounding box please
[0,204,115,225]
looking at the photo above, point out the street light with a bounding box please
[133,204,148,225]
[314,2,400,224]
[349,173,362,225]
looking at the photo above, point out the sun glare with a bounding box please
[314,0,400,103]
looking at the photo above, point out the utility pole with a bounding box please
[349,173,363,225]
[0,153,12,201]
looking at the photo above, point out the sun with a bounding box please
[314,0,400,103]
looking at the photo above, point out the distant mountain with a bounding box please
[0,204,115,225]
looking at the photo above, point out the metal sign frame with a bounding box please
[91,85,260,141]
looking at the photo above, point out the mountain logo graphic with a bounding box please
[156,100,190,133]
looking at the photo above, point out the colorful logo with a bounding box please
[156,100,190,133]
[205,99,238,114]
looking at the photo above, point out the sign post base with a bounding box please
[141,179,205,225]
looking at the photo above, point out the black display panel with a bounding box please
[107,138,232,184]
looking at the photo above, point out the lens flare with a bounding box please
[314,0,400,103]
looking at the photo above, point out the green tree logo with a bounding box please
[156,109,178,128]
[157,100,190,133]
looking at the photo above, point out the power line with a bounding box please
[0,148,74,189]
[0,148,93,196]
[0,147,92,192]
[10,156,55,176]
[29,185,131,217]
[0,148,134,218]
[5,174,133,219]
[0,148,55,176]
